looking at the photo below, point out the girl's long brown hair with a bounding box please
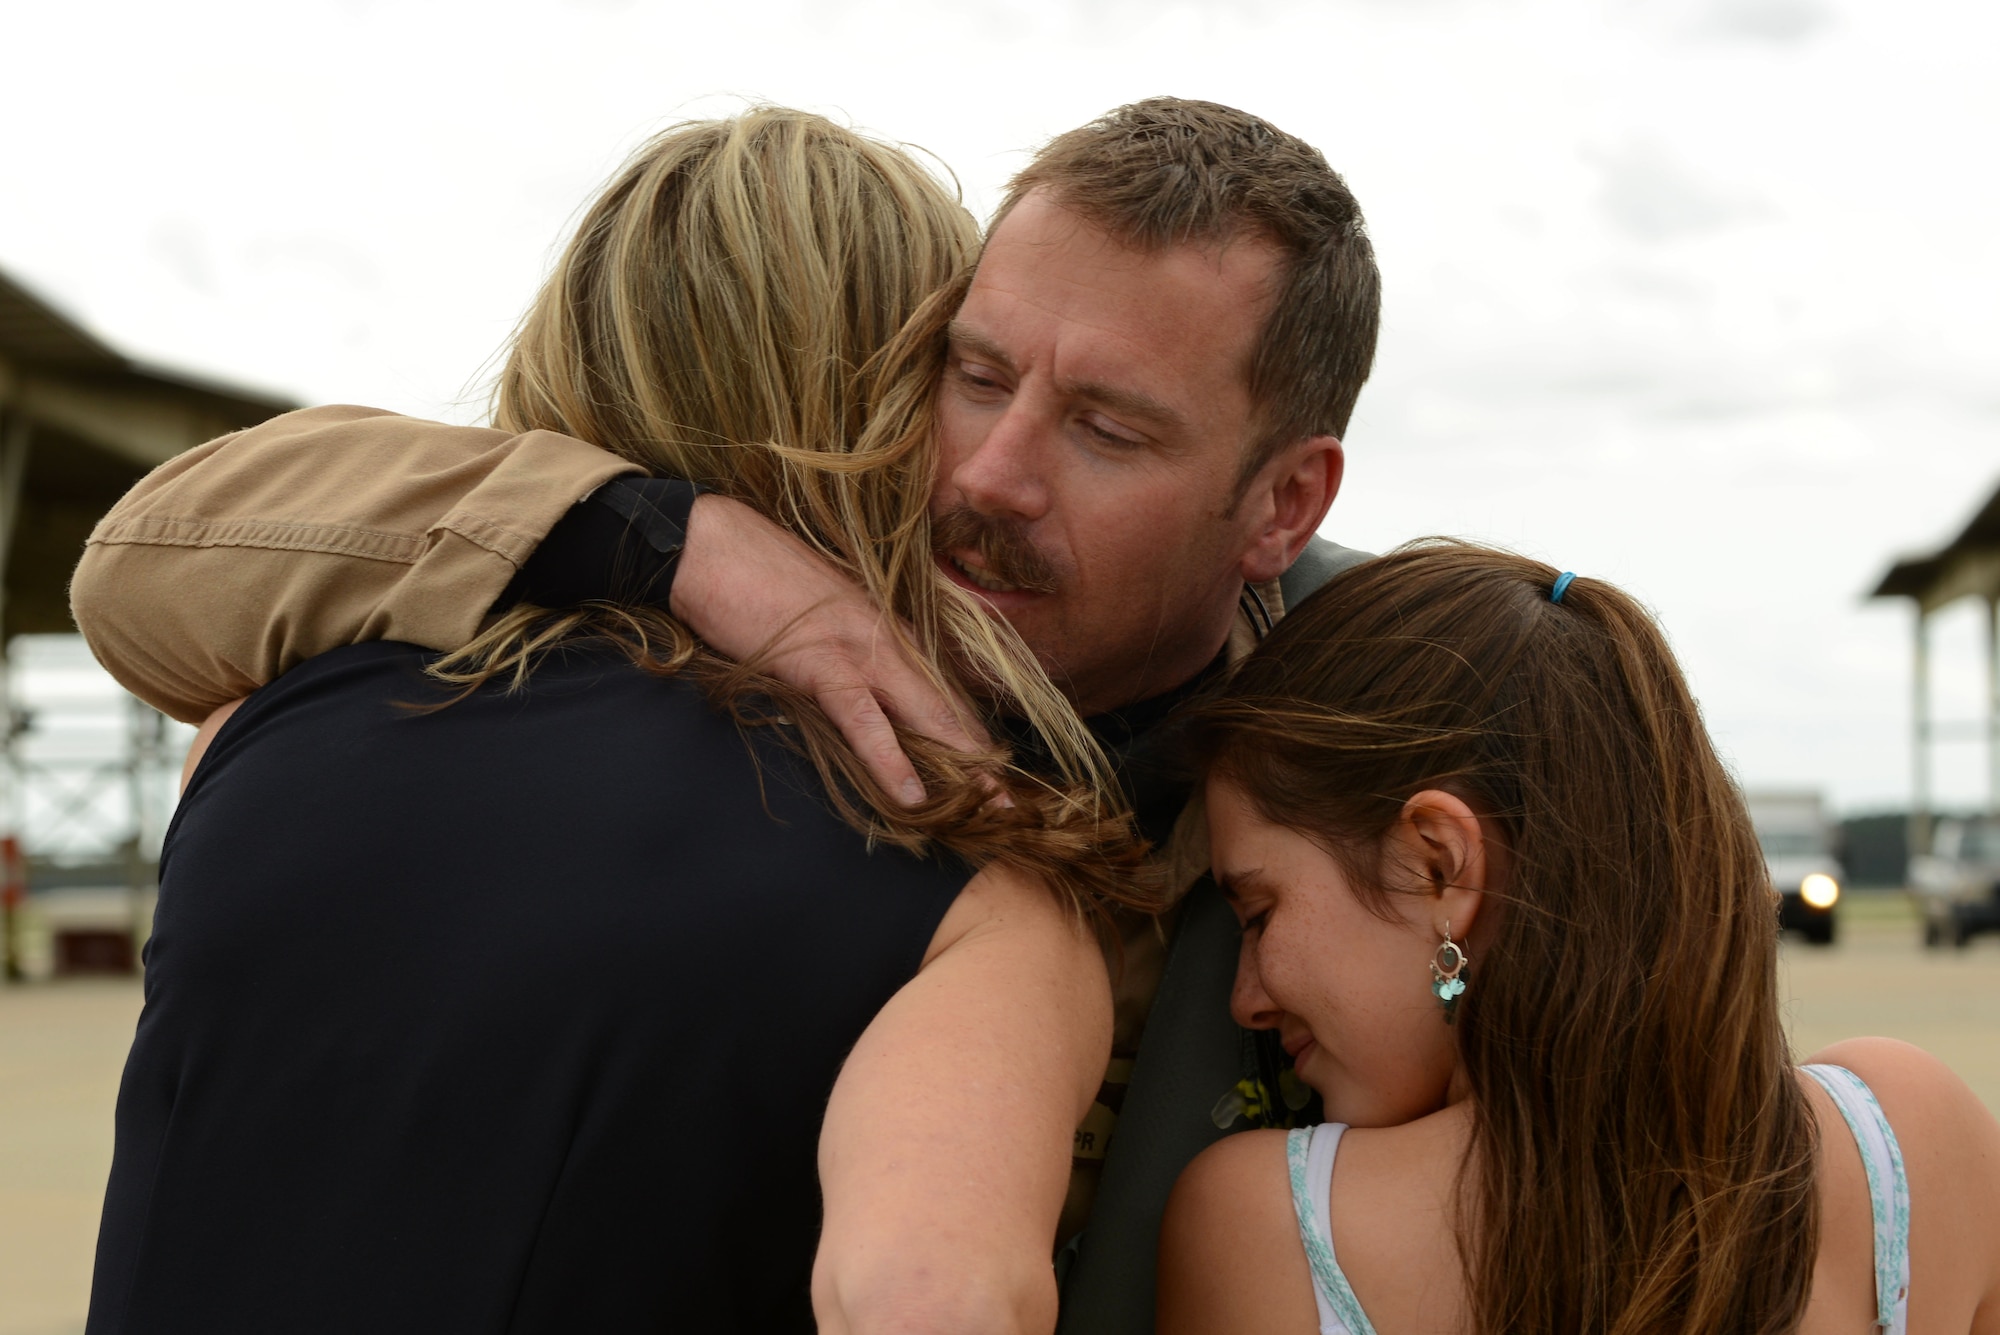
[1185,540,1817,1334]
[433,108,1159,919]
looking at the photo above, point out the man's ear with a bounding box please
[1386,788,1490,941]
[1237,435,1343,586]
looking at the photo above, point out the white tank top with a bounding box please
[1285,1064,1910,1335]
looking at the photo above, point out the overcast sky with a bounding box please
[5,0,1996,815]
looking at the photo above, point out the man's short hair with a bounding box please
[998,98,1380,489]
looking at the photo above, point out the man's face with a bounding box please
[931,190,1287,716]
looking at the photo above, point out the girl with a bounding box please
[1160,541,2000,1334]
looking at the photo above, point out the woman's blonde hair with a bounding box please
[436,107,1155,915]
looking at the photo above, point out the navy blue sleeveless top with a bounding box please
[87,641,968,1333]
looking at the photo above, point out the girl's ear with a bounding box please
[1388,788,1491,939]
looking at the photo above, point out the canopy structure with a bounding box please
[0,269,295,638]
[1870,479,2000,853]
[0,268,294,979]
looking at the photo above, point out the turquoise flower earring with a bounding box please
[1431,923,1470,1024]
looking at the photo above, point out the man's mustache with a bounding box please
[932,506,1060,596]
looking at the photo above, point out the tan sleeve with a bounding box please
[70,404,639,722]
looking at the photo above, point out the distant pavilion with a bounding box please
[0,268,293,638]
[0,266,292,978]
[1871,481,2000,852]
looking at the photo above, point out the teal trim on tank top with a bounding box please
[1288,1067,1910,1335]
[1802,1063,1910,1332]
[1286,1126,1377,1335]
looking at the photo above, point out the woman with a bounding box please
[89,110,1151,1335]
[1159,542,2000,1334]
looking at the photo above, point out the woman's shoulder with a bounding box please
[1804,1037,1999,1155]
[1172,1127,1294,1216]
[1164,1127,1296,1260]
[1159,1113,1470,1335]
[1801,1039,2000,1330]
[1159,1130,1318,1335]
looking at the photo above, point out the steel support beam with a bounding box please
[0,411,26,983]
[1989,594,2000,821]
[1911,607,1932,869]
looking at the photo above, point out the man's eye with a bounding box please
[953,362,1005,391]
[1081,414,1144,448]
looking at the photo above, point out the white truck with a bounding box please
[1744,791,1842,946]
[1910,817,2000,948]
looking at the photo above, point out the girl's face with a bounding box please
[1205,774,1479,1127]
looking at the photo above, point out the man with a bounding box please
[72,97,1380,1333]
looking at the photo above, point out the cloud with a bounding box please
[149,220,217,296]
[1699,0,1834,42]
[244,234,382,293]
[1589,137,1762,241]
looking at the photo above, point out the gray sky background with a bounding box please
[5,0,1996,815]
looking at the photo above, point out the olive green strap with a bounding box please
[1055,535,1373,1335]
[1279,534,1374,615]
[1054,880,1243,1335]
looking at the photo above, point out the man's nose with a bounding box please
[948,399,1051,522]
[1229,936,1282,1032]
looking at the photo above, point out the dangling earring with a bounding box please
[1431,922,1470,1025]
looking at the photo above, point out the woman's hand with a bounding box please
[671,493,990,804]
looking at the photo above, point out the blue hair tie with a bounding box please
[1550,571,1577,604]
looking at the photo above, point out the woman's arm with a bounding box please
[813,866,1111,1335]
[178,697,247,793]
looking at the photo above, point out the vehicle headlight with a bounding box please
[1800,873,1840,910]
